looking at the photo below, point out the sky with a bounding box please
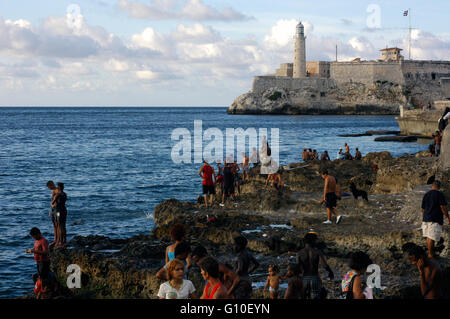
[0,0,449,106]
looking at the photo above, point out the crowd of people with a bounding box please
[155,206,448,300]
[25,139,449,300]
[302,143,362,162]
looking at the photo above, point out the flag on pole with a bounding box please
[403,10,408,16]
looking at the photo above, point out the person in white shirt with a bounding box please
[157,258,196,299]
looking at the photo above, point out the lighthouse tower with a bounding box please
[293,21,306,78]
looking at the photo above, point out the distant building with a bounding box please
[380,47,404,62]
[275,63,293,77]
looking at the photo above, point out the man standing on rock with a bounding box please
[421,180,449,258]
[26,227,50,280]
[319,170,342,225]
[220,160,235,207]
[199,160,216,208]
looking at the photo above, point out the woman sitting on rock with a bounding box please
[165,223,191,268]
[341,251,373,299]
[157,259,196,299]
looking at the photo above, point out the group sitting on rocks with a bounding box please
[302,144,362,163]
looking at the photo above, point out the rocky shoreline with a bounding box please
[227,82,405,115]
[30,143,450,299]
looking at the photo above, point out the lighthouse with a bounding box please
[293,21,306,78]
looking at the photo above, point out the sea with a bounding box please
[0,107,428,298]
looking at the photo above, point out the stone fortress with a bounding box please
[228,21,450,115]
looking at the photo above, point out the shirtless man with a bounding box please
[296,232,334,299]
[319,170,342,224]
[403,243,442,299]
[344,143,350,156]
[241,153,250,182]
[302,149,308,162]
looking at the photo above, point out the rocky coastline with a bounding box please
[32,134,450,299]
[227,81,406,115]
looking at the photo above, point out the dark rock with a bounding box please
[365,130,401,135]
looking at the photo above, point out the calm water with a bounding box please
[0,107,427,298]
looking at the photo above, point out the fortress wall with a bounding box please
[330,62,404,85]
[251,76,336,95]
[401,61,450,84]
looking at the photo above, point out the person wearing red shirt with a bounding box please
[27,227,50,279]
[199,161,216,208]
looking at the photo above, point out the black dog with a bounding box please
[350,182,368,201]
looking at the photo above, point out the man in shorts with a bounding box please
[421,180,449,258]
[220,161,235,207]
[27,228,50,279]
[319,170,342,225]
[199,161,216,208]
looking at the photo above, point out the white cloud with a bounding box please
[2,13,450,106]
[104,59,130,71]
[131,27,173,56]
[118,0,252,22]
[136,69,158,79]
[174,23,220,43]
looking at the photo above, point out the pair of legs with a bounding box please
[269,288,278,299]
[426,238,435,258]
[50,218,59,247]
[326,207,339,221]
[221,189,235,206]
[57,212,67,247]
[203,194,215,208]
[324,207,341,224]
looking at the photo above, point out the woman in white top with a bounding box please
[157,258,196,299]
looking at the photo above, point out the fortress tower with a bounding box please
[293,21,306,78]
